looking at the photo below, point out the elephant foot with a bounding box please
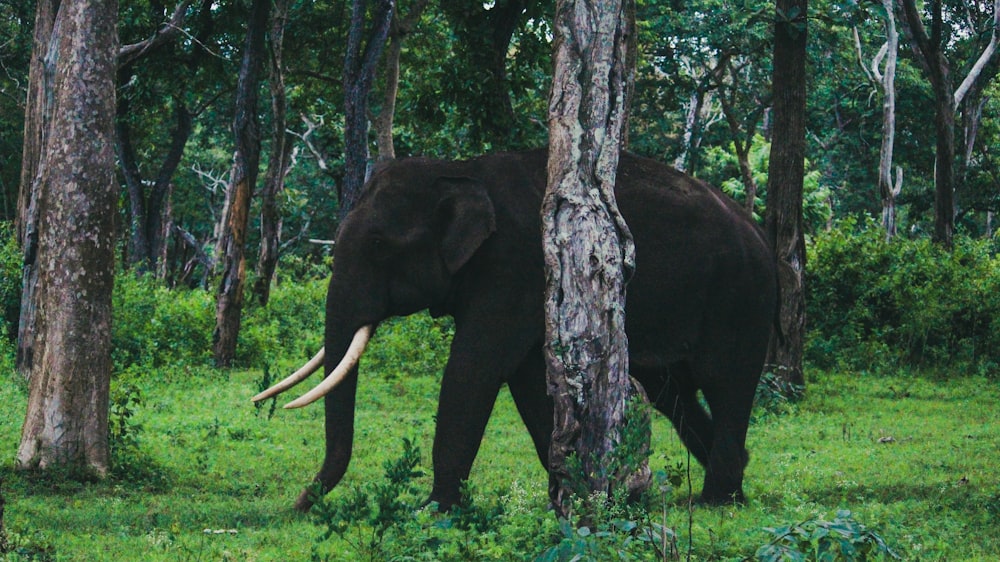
[293,484,323,513]
[697,485,746,506]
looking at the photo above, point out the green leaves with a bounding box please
[756,510,900,561]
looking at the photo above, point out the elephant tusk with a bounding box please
[251,348,326,402]
[283,325,373,409]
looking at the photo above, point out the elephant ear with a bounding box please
[435,176,497,274]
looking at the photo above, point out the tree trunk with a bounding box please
[15,0,59,378]
[253,0,292,306]
[17,0,118,476]
[543,0,649,520]
[372,0,429,162]
[213,0,268,367]
[763,0,808,390]
[877,0,901,240]
[340,0,394,220]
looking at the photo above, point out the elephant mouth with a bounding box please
[251,324,374,408]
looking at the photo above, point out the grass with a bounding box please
[2,321,1000,560]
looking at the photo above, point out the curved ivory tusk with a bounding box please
[284,325,373,409]
[251,348,326,402]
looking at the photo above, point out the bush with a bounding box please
[112,274,215,370]
[237,278,327,368]
[806,218,1000,374]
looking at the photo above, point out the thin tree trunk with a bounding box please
[14,0,59,378]
[213,0,268,367]
[877,0,901,240]
[764,0,808,390]
[341,0,394,220]
[254,0,292,306]
[17,0,118,476]
[372,0,428,162]
[543,0,648,520]
[896,0,1000,249]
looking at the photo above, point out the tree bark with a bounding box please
[764,0,808,389]
[17,0,118,476]
[253,0,292,306]
[340,0,394,220]
[372,0,429,162]
[15,0,59,378]
[897,0,953,248]
[543,0,648,519]
[213,0,268,367]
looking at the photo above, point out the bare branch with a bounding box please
[119,1,194,67]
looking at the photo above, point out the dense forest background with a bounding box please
[0,0,998,379]
[1,0,997,285]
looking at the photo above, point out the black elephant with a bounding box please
[254,148,777,512]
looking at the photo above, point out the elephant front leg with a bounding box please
[428,315,539,510]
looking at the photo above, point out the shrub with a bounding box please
[112,274,215,370]
[237,278,327,368]
[806,218,1000,375]
[756,510,900,561]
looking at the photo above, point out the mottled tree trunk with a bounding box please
[15,0,59,378]
[17,0,118,476]
[543,0,648,519]
[253,0,292,306]
[213,0,268,367]
[764,0,808,389]
[341,0,394,220]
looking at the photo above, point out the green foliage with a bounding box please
[756,510,900,561]
[112,275,215,369]
[701,136,834,231]
[236,278,327,368]
[363,312,455,381]
[310,439,556,561]
[0,222,20,339]
[807,218,1000,374]
[310,438,425,561]
[752,371,802,423]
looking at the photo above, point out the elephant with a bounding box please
[254,148,777,512]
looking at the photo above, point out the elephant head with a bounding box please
[253,161,500,510]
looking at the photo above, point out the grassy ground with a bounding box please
[2,331,1000,560]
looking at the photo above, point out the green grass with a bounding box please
[2,325,1000,560]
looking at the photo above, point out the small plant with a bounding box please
[755,510,900,561]
[253,363,278,420]
[310,438,424,561]
[109,375,144,466]
[752,371,802,423]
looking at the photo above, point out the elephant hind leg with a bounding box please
[507,344,552,472]
[694,356,761,505]
[640,363,714,469]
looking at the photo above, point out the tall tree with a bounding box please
[213,0,269,367]
[13,0,58,377]
[115,1,194,274]
[17,0,118,475]
[253,0,293,306]
[543,0,648,519]
[764,0,808,389]
[340,0,394,219]
[440,0,534,148]
[372,0,430,162]
[896,0,1000,248]
[854,0,903,239]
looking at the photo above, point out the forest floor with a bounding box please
[2,334,999,560]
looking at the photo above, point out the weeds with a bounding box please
[756,510,900,561]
